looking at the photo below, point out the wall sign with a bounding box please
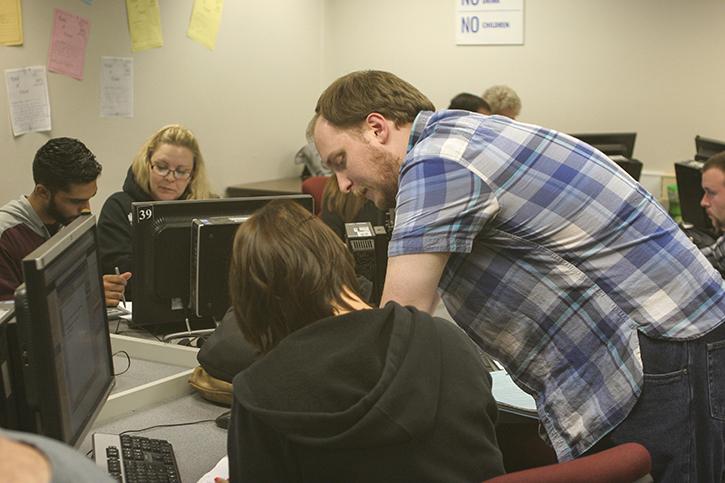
[455,0,524,45]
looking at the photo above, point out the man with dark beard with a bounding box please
[0,137,130,305]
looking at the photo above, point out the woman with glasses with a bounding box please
[97,124,215,299]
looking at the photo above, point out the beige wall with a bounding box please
[0,0,324,208]
[324,0,725,176]
[2,1,724,209]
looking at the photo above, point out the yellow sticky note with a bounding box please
[187,0,223,50]
[126,0,163,52]
[0,0,23,46]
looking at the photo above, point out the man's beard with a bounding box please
[46,196,76,225]
[368,146,400,210]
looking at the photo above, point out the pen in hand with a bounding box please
[114,266,128,308]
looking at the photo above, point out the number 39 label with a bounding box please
[137,207,153,222]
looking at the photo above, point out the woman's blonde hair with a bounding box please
[131,124,214,200]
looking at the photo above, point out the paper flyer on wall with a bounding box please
[0,0,23,46]
[100,57,133,118]
[48,9,90,80]
[4,66,52,136]
[126,0,163,52]
[187,0,224,50]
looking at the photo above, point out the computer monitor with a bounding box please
[675,160,715,234]
[695,135,725,161]
[569,132,637,159]
[7,215,114,447]
[131,194,314,328]
[190,215,248,320]
[344,222,390,306]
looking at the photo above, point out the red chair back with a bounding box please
[484,442,651,483]
[301,175,329,216]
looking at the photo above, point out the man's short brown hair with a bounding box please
[315,70,435,129]
[703,151,725,174]
[228,200,361,353]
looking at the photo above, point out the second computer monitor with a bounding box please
[131,195,314,328]
[695,135,725,161]
[675,160,715,234]
[570,132,637,159]
[10,215,114,447]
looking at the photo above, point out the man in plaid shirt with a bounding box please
[312,70,725,482]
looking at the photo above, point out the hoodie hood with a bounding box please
[122,167,153,202]
[233,302,443,449]
[0,196,49,239]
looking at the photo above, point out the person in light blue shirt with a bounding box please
[0,429,114,483]
[312,70,725,482]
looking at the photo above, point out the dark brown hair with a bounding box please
[315,70,435,129]
[229,200,361,353]
[703,151,725,174]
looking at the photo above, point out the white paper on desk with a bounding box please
[490,370,537,413]
[100,56,133,118]
[197,455,228,483]
[4,66,51,136]
[120,301,133,321]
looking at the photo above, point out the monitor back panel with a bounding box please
[675,160,714,233]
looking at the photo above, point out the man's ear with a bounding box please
[34,184,52,201]
[365,113,391,144]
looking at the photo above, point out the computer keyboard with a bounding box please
[93,433,181,483]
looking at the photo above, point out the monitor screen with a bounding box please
[569,132,637,160]
[675,160,715,234]
[10,215,114,447]
[695,135,725,161]
[131,194,314,328]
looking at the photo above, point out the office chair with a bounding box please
[485,442,652,483]
[301,175,329,215]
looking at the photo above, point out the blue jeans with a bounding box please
[587,321,725,482]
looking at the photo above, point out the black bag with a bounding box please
[197,308,258,383]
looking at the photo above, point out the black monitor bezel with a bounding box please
[695,135,725,162]
[13,215,114,447]
[569,132,637,160]
[675,160,716,234]
[131,194,314,328]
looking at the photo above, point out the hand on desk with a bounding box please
[103,272,132,307]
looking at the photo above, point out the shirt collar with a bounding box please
[407,111,434,153]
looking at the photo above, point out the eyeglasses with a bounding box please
[150,162,192,180]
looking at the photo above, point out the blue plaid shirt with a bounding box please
[390,110,725,460]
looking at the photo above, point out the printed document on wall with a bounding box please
[455,0,524,45]
[48,9,90,80]
[126,0,163,52]
[4,66,52,136]
[100,57,133,118]
[0,0,23,46]
[187,0,224,50]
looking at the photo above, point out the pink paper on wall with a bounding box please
[47,9,90,81]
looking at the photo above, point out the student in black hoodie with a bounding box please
[226,200,504,483]
[97,124,214,299]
